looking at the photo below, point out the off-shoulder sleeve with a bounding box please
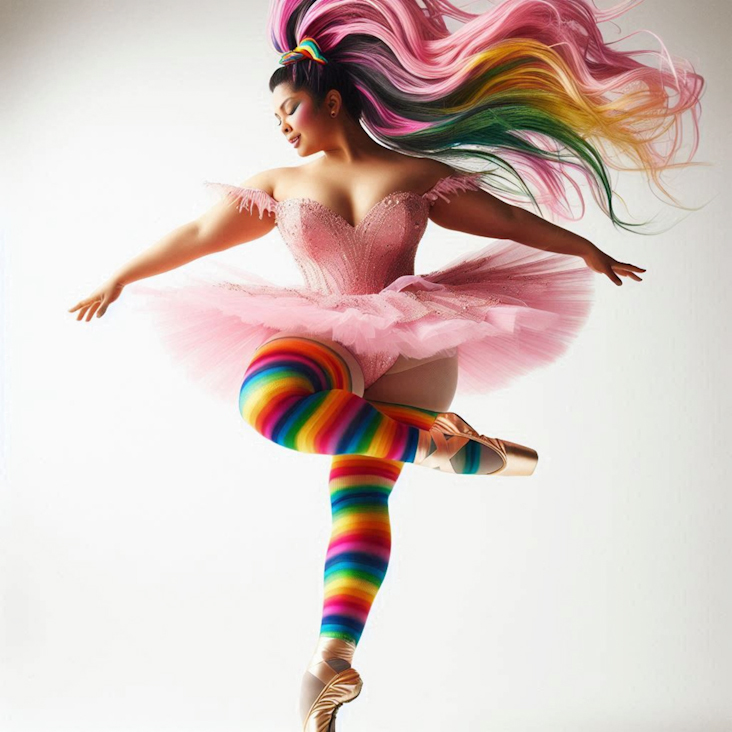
[423,171,484,206]
[203,181,279,221]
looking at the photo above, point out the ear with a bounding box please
[326,89,342,117]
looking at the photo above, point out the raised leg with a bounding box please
[239,333,507,473]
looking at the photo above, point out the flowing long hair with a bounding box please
[266,0,705,233]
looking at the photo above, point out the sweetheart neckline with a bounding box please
[276,189,429,230]
[205,171,484,229]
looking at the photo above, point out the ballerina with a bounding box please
[68,0,704,729]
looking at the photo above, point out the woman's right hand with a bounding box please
[68,277,125,321]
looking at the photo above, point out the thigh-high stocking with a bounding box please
[239,335,502,473]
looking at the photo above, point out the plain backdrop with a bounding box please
[1,0,730,730]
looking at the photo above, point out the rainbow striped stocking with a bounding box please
[239,335,499,473]
[320,455,399,645]
[299,400,440,725]
[316,399,442,649]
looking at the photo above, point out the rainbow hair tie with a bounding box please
[279,36,328,66]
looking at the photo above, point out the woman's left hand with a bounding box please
[583,245,646,286]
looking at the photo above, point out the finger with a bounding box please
[606,268,622,285]
[69,299,90,314]
[613,265,644,282]
[615,264,645,275]
[620,263,646,272]
[76,304,92,321]
[85,301,101,321]
[94,295,107,318]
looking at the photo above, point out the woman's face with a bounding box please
[271,83,329,156]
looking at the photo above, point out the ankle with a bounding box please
[415,428,437,464]
[308,636,356,671]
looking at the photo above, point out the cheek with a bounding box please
[292,103,317,130]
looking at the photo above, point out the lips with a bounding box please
[289,135,301,147]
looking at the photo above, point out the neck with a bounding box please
[320,114,389,165]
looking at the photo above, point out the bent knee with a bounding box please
[242,332,365,398]
[238,333,366,425]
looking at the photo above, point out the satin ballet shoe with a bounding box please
[302,639,363,732]
[414,411,538,476]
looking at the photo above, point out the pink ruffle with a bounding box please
[202,181,278,219]
[126,236,595,403]
[422,171,486,204]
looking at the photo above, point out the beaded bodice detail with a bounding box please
[203,172,484,297]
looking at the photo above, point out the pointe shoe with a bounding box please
[302,639,363,732]
[414,411,538,476]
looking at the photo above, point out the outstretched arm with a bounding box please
[429,188,646,286]
[68,170,278,320]
[113,169,277,287]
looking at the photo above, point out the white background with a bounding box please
[1,0,730,730]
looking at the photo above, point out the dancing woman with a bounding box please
[68,0,704,728]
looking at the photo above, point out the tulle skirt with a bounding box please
[126,237,595,403]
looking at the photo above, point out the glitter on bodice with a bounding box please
[203,172,485,297]
[276,190,431,295]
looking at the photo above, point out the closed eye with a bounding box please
[274,105,298,126]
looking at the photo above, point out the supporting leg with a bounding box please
[299,396,470,726]
[300,452,405,725]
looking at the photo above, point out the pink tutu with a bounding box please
[126,172,595,402]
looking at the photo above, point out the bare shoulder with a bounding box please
[238,165,325,200]
[236,166,301,197]
[235,168,277,196]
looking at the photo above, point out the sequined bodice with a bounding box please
[275,190,431,295]
[204,172,484,296]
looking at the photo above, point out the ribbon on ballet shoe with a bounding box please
[414,426,471,472]
[307,637,356,682]
[432,411,482,437]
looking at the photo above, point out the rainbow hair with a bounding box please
[266,0,706,233]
